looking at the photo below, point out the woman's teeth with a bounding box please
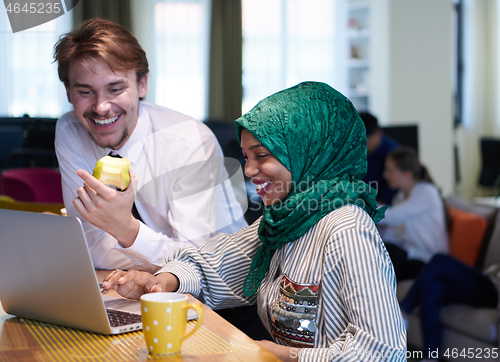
[93,116,119,125]
[255,181,271,191]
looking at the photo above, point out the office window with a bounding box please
[242,0,338,113]
[154,0,211,122]
[0,10,71,117]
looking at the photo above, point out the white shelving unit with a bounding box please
[345,0,454,195]
[346,0,370,111]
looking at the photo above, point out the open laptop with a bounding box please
[0,209,196,335]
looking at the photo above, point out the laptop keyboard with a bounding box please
[106,309,142,327]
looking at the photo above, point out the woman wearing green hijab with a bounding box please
[103,82,406,361]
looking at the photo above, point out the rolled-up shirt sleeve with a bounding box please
[155,219,262,308]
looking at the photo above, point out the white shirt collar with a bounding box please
[106,102,150,160]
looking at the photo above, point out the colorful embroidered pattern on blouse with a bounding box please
[270,275,320,348]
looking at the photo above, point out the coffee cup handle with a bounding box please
[181,304,204,341]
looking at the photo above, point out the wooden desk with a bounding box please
[0,270,280,362]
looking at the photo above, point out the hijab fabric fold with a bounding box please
[235,82,386,297]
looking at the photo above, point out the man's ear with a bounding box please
[138,74,148,99]
[65,84,73,104]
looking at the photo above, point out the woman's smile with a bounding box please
[254,180,271,195]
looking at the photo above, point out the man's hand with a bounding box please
[101,270,180,300]
[255,340,300,362]
[73,167,139,247]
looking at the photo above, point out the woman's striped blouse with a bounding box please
[157,205,407,361]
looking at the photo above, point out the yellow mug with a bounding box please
[140,292,203,355]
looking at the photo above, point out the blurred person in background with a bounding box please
[360,111,399,205]
[378,146,449,281]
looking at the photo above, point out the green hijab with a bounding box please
[235,82,386,297]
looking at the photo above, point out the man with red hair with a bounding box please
[53,18,247,272]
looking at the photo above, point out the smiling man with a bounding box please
[53,18,247,272]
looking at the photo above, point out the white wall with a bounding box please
[371,0,455,196]
[370,0,390,123]
[130,0,156,104]
[457,0,500,200]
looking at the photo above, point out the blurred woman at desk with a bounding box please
[377,146,449,281]
[102,82,406,361]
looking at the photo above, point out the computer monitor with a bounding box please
[382,124,419,155]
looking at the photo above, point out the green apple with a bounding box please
[92,156,131,190]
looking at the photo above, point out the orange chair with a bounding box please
[0,167,63,203]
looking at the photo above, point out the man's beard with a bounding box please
[89,128,129,150]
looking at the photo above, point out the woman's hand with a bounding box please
[73,167,139,248]
[255,340,299,361]
[101,270,180,300]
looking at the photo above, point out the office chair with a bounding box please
[0,167,63,204]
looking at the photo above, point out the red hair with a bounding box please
[54,18,149,87]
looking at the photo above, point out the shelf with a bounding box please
[347,0,370,11]
[347,29,370,39]
[346,0,371,111]
[347,59,370,68]
[348,90,369,98]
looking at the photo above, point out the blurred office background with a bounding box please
[1,0,499,202]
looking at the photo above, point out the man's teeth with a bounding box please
[255,181,271,191]
[93,116,119,125]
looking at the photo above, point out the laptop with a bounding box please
[0,209,196,335]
